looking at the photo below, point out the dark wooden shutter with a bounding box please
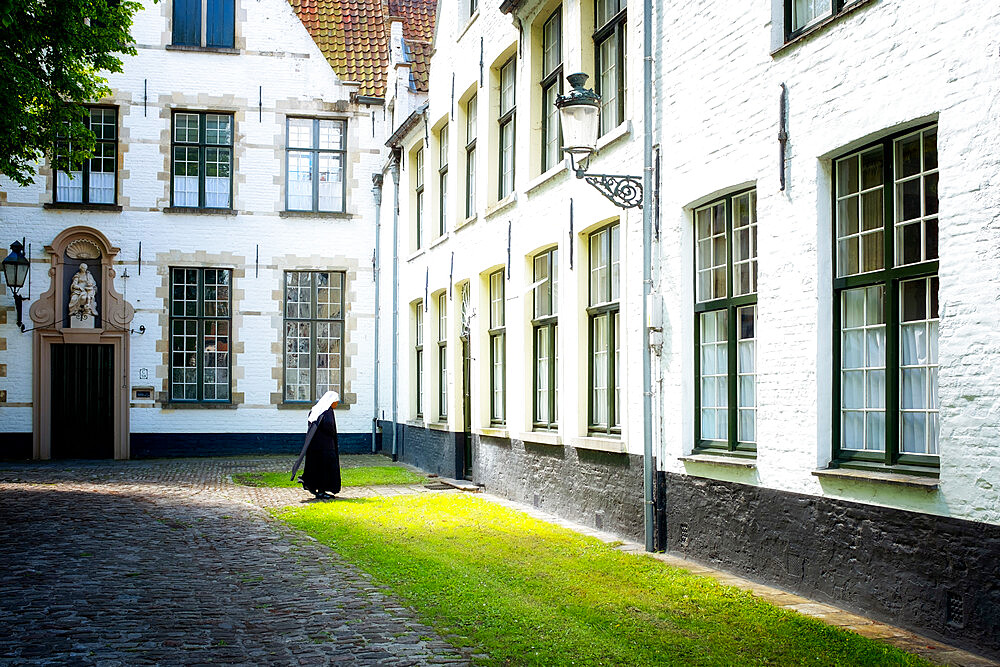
[206,0,235,48]
[172,0,201,46]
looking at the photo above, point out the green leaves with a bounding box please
[0,0,145,185]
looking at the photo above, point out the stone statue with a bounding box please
[68,263,99,320]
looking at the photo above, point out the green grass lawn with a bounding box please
[279,495,928,666]
[233,466,425,488]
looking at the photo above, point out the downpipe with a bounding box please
[390,153,401,461]
[641,0,655,553]
[372,174,383,453]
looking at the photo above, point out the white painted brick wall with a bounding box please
[0,0,388,440]
[654,0,1000,525]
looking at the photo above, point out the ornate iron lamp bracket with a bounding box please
[582,173,643,209]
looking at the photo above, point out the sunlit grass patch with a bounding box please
[234,466,424,489]
[278,494,928,666]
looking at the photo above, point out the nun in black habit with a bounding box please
[292,390,342,499]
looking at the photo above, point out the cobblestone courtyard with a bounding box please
[0,456,470,666]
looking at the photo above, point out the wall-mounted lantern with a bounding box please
[2,241,29,332]
[555,72,643,209]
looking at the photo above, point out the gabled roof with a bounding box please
[288,0,436,99]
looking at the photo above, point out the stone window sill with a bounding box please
[427,421,450,431]
[279,210,354,219]
[166,44,240,55]
[570,435,625,454]
[44,202,122,212]
[163,207,237,216]
[812,467,939,490]
[771,0,877,57]
[484,192,517,219]
[276,402,351,411]
[595,120,632,153]
[455,214,477,232]
[519,431,561,447]
[407,248,426,262]
[679,454,756,469]
[458,10,479,42]
[429,233,450,249]
[161,402,237,409]
[526,162,569,195]
[478,426,509,438]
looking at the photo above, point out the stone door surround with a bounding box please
[28,227,134,459]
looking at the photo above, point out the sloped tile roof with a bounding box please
[288,0,389,97]
[288,0,436,99]
[404,38,431,92]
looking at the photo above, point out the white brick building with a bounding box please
[372,0,1000,656]
[0,0,401,458]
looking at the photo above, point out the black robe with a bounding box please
[299,408,342,495]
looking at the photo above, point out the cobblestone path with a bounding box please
[0,457,470,666]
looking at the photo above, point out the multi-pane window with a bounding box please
[172,111,232,209]
[589,223,620,434]
[465,96,478,218]
[415,302,424,418]
[694,190,758,454]
[438,292,448,420]
[55,107,117,205]
[470,0,478,17]
[415,146,425,249]
[594,0,626,135]
[170,268,232,402]
[283,271,345,403]
[540,7,563,173]
[787,0,860,35]
[172,0,235,48]
[498,57,516,199]
[286,118,346,213]
[834,125,939,471]
[438,126,449,235]
[489,270,506,425]
[533,249,558,429]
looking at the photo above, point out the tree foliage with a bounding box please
[0,0,145,186]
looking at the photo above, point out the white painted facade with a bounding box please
[653,0,1000,527]
[0,0,389,454]
[377,0,649,454]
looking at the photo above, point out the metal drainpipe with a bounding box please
[372,173,383,453]
[390,153,401,460]
[641,0,655,552]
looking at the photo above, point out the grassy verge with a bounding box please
[234,466,425,488]
[279,495,928,666]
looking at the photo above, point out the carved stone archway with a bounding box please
[28,227,134,459]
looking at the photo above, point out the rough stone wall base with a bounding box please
[664,474,1000,660]
[474,435,645,542]
[379,421,463,478]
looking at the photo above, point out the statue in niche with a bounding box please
[68,263,99,321]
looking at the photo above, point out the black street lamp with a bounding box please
[2,241,29,332]
[555,72,643,209]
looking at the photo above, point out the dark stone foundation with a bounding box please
[664,474,1000,660]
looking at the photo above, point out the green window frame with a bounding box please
[540,7,563,173]
[169,267,232,402]
[498,56,516,199]
[832,124,940,475]
[465,95,477,219]
[415,302,424,418]
[594,0,626,136]
[415,146,424,250]
[54,107,117,205]
[171,111,233,209]
[285,117,347,213]
[533,249,558,429]
[785,0,862,39]
[588,223,620,434]
[693,189,758,456]
[439,125,449,236]
[489,269,506,425]
[438,292,448,420]
[283,271,345,403]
